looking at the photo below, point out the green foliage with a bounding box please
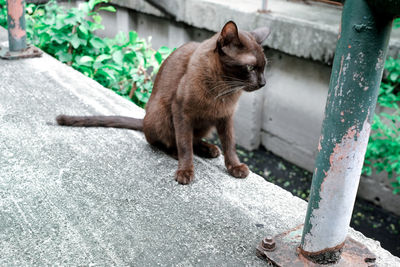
[363,57,400,194]
[0,0,7,28]
[394,18,400,29]
[0,0,172,108]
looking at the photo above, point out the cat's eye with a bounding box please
[246,65,255,72]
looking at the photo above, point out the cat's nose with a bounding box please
[258,75,266,88]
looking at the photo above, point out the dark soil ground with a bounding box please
[208,137,400,257]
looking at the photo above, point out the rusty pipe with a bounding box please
[261,0,267,11]
[299,0,394,263]
[6,0,27,51]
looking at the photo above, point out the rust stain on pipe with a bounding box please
[317,135,323,152]
[8,0,26,39]
[302,116,371,254]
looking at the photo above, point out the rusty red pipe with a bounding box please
[6,0,27,51]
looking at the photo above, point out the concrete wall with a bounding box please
[96,1,400,215]
[262,51,331,171]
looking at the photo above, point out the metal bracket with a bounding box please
[0,46,42,60]
[256,225,376,267]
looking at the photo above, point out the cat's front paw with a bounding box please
[228,163,249,178]
[175,169,194,185]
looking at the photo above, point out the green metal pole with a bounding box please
[6,0,27,51]
[299,0,394,263]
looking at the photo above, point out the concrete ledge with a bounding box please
[0,28,399,265]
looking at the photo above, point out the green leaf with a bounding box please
[74,64,94,77]
[88,0,108,10]
[87,20,105,31]
[98,63,123,72]
[389,72,399,82]
[99,6,116,12]
[135,90,145,102]
[39,32,52,46]
[94,54,112,69]
[90,36,106,49]
[97,68,117,83]
[158,46,171,54]
[78,24,89,36]
[154,52,163,64]
[114,31,127,44]
[92,14,102,24]
[393,187,400,194]
[70,34,81,49]
[64,12,78,26]
[79,56,94,64]
[393,18,400,29]
[96,54,112,62]
[129,31,138,44]
[55,50,73,63]
[112,50,124,66]
[124,51,137,62]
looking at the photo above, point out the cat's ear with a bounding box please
[250,27,271,45]
[218,21,241,47]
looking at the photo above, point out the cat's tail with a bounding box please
[56,115,143,131]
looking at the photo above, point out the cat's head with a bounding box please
[216,21,270,92]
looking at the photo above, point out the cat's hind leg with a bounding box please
[149,141,178,160]
[193,140,220,158]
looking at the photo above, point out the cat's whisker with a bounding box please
[210,75,245,83]
[208,81,246,93]
[212,79,244,85]
[220,76,246,83]
[215,86,244,99]
[220,88,242,98]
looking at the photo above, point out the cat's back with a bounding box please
[149,42,199,99]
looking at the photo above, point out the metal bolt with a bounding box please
[262,236,276,251]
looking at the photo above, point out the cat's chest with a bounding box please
[189,95,240,120]
[212,99,238,118]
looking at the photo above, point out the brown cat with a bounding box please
[57,21,270,184]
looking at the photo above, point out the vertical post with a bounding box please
[261,0,267,11]
[299,0,393,263]
[1,0,41,59]
[6,0,27,51]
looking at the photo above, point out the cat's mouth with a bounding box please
[215,80,264,97]
[243,84,263,92]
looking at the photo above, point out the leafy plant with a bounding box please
[0,0,7,28]
[0,0,172,108]
[363,57,400,194]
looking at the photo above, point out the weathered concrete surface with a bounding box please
[0,28,399,266]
